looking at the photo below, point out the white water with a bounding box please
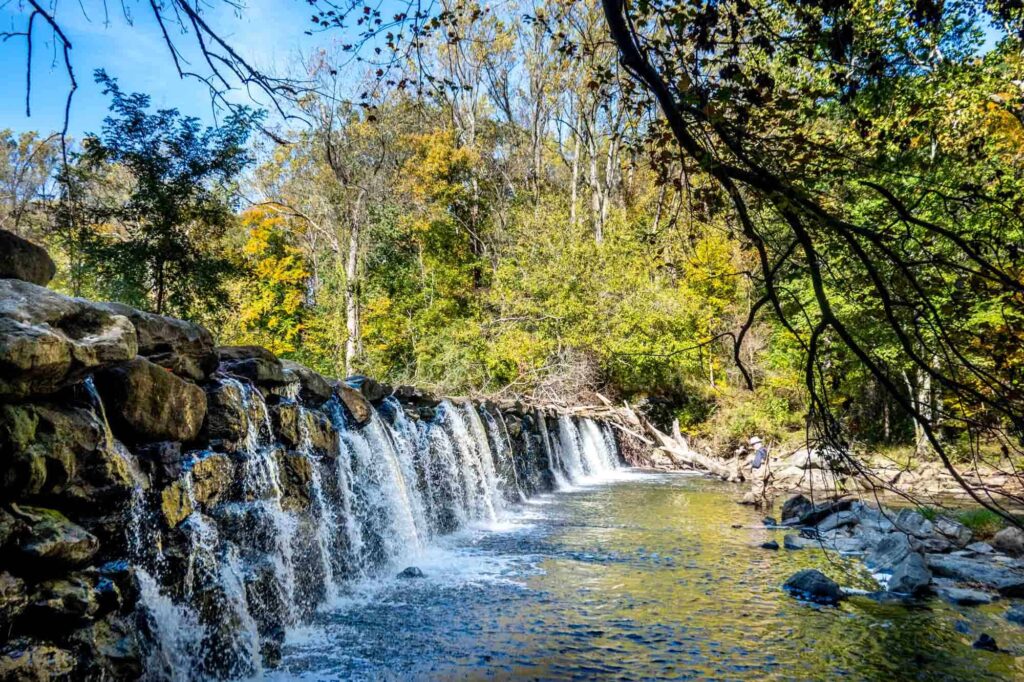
[90,369,620,678]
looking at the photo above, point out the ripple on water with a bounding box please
[271,473,1024,681]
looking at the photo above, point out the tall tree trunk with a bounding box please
[344,194,364,375]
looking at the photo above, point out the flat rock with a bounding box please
[0,229,55,285]
[938,586,997,606]
[13,506,99,567]
[817,510,859,533]
[967,542,995,555]
[926,554,1024,596]
[93,357,207,443]
[0,280,137,398]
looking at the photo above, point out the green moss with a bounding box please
[956,508,1005,538]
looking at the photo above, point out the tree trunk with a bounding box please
[344,194,364,375]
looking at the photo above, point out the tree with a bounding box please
[75,71,258,318]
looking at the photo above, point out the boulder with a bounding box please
[270,403,338,458]
[276,451,313,512]
[134,441,185,485]
[783,534,806,550]
[934,516,973,548]
[866,533,913,572]
[888,552,931,595]
[398,566,425,579]
[1005,605,1024,624]
[68,614,143,680]
[0,402,135,505]
[337,385,373,425]
[346,375,390,403]
[0,230,56,285]
[216,346,286,386]
[926,554,1024,596]
[817,510,859,533]
[938,586,997,606]
[159,452,234,527]
[94,302,216,381]
[0,280,137,398]
[0,639,76,680]
[992,526,1024,557]
[202,378,250,447]
[783,569,844,605]
[781,494,813,524]
[24,573,101,625]
[281,361,333,405]
[0,572,27,633]
[93,357,207,443]
[760,540,779,550]
[12,506,99,567]
[893,508,934,539]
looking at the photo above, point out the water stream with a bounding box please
[272,473,1024,681]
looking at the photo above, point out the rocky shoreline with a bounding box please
[770,493,1024,648]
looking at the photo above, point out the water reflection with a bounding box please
[275,473,1024,680]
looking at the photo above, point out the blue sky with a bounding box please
[0,0,324,138]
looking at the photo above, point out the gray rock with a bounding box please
[0,572,27,634]
[967,542,995,555]
[784,534,807,550]
[281,360,333,405]
[94,302,216,381]
[817,510,859,533]
[992,526,1024,557]
[398,566,425,579]
[781,494,813,524]
[0,280,137,398]
[347,375,391,402]
[762,517,778,527]
[1005,605,1024,624]
[93,357,207,443]
[0,229,55,285]
[783,569,844,605]
[760,540,780,550]
[926,554,1024,596]
[866,533,913,572]
[888,552,931,595]
[217,345,287,386]
[894,509,934,539]
[934,516,973,548]
[938,587,997,606]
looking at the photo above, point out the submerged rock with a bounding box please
[0,280,137,398]
[888,552,931,595]
[93,357,207,443]
[938,586,996,606]
[783,569,843,605]
[398,566,425,579]
[973,633,999,652]
[0,230,56,285]
[1005,605,1024,624]
[760,540,780,550]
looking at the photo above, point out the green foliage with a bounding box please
[73,70,259,318]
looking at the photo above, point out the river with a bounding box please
[271,472,1024,680]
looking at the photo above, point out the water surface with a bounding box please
[275,472,1024,680]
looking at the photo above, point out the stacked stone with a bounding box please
[0,230,564,679]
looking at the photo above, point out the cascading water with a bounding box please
[88,365,622,679]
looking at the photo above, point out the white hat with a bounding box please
[749,436,762,445]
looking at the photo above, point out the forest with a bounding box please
[2,0,1022,462]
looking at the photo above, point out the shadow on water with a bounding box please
[273,473,1024,681]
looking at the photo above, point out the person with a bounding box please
[750,436,768,470]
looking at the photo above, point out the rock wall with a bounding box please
[0,231,625,680]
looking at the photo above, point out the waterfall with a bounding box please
[88,365,622,678]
